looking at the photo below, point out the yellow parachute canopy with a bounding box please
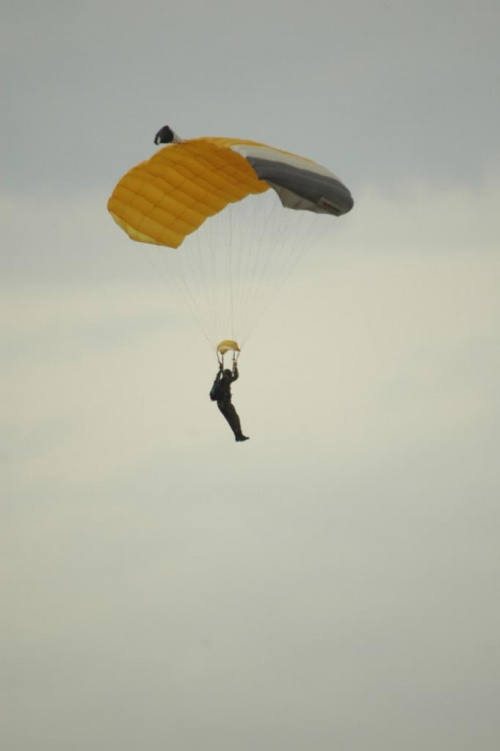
[108,134,353,250]
[108,138,270,249]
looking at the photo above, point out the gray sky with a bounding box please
[2,1,500,750]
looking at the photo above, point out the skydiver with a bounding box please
[210,363,249,442]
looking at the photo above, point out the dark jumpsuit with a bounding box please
[215,367,246,440]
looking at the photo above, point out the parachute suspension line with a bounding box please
[227,200,244,343]
[157,216,225,351]
[227,204,236,342]
[251,199,297,340]
[234,195,292,347]
[192,220,219,344]
[237,199,330,351]
[238,196,285,343]
[212,198,254,348]
[136,191,331,358]
[219,219,234,341]
[230,198,252,344]
[213,203,235,344]
[168,248,216,349]
[143,244,214,353]
[225,204,235,342]
[210,211,225,341]
[231,195,275,347]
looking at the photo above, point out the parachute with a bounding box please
[107,126,353,356]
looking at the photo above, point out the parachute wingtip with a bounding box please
[154,125,184,145]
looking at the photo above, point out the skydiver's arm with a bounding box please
[231,366,239,382]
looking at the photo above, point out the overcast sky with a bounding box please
[2,1,500,750]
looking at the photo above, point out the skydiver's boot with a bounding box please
[236,434,250,442]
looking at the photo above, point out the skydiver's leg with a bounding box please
[226,404,249,441]
[218,401,244,440]
[226,403,243,438]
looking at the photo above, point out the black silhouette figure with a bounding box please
[210,364,249,442]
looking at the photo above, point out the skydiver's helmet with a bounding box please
[223,369,232,378]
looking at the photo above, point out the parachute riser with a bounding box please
[217,350,240,368]
[216,339,240,369]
